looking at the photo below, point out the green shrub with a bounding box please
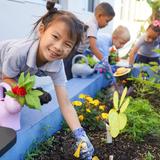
[123,98,160,141]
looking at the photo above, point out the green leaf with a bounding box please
[18,72,25,86]
[119,87,127,107]
[113,91,119,111]
[25,72,31,81]
[5,91,16,98]
[118,113,127,130]
[152,48,160,54]
[22,77,35,88]
[25,94,41,110]
[17,96,25,106]
[29,90,43,96]
[120,97,130,113]
[25,81,35,91]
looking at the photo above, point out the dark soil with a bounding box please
[26,129,160,160]
[25,81,160,160]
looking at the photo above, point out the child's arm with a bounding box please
[129,45,139,65]
[2,76,17,87]
[89,37,103,60]
[54,84,94,158]
[54,85,81,130]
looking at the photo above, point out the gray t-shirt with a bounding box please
[77,15,99,53]
[0,38,66,86]
[135,34,160,57]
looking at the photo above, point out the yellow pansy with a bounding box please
[79,94,86,99]
[72,101,82,107]
[78,115,84,121]
[92,99,100,106]
[101,113,108,119]
[99,105,105,111]
[86,108,91,113]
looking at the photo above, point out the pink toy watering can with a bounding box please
[0,82,22,131]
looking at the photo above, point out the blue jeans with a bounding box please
[135,54,160,65]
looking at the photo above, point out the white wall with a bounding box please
[0,0,46,40]
[68,0,88,12]
[0,0,116,41]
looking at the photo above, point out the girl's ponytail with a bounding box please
[46,0,57,14]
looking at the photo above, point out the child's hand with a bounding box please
[34,87,52,105]
[73,128,94,160]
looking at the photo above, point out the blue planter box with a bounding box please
[1,73,109,160]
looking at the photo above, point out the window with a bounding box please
[88,0,94,12]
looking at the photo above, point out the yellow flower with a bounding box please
[72,101,82,107]
[79,115,84,121]
[86,108,91,113]
[79,94,86,99]
[92,156,100,160]
[92,99,100,106]
[85,96,93,102]
[101,113,108,119]
[99,105,105,111]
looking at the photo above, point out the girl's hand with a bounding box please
[73,128,94,160]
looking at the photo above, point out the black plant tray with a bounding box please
[0,126,16,157]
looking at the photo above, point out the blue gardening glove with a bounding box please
[128,64,133,68]
[73,128,94,160]
[101,58,116,84]
[34,87,52,105]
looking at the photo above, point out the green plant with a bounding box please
[25,136,56,160]
[108,46,119,65]
[147,0,160,20]
[123,98,160,141]
[72,94,109,131]
[78,55,97,68]
[6,72,43,109]
[128,63,160,99]
[144,151,154,160]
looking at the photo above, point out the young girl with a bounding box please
[0,1,94,159]
[129,20,160,65]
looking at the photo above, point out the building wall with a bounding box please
[0,0,46,40]
[0,0,116,40]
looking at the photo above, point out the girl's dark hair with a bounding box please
[33,1,87,53]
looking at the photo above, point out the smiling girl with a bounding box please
[0,1,94,159]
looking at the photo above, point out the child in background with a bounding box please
[96,25,130,62]
[0,1,94,159]
[129,20,160,65]
[94,25,130,82]
[64,2,115,80]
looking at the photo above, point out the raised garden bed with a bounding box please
[0,74,109,160]
[25,65,160,160]
[25,128,160,160]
